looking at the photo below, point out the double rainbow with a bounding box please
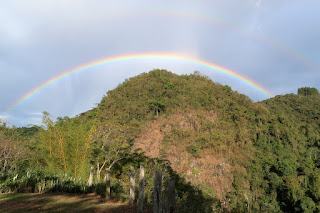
[4,53,274,114]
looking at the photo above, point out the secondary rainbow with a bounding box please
[5,53,274,114]
[94,7,320,73]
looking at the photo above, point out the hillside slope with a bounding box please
[81,69,320,212]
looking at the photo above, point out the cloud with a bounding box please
[255,0,262,8]
[1,0,319,126]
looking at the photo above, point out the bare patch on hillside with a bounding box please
[133,110,235,201]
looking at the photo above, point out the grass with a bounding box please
[0,193,151,213]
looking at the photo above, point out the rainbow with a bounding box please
[4,52,274,114]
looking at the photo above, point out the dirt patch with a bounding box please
[133,117,164,159]
[133,110,234,200]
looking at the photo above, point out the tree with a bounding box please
[224,85,232,92]
[39,111,93,177]
[0,120,27,172]
[148,99,166,117]
[298,87,319,96]
[91,122,129,181]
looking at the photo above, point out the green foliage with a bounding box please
[38,112,94,178]
[174,181,219,213]
[16,126,38,137]
[193,168,200,175]
[0,170,90,194]
[224,85,232,92]
[298,87,319,96]
[148,98,167,116]
[90,122,130,180]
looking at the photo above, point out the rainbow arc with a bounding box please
[4,52,274,114]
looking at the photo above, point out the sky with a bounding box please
[0,0,319,127]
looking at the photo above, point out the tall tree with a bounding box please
[91,122,129,181]
[0,120,27,172]
[39,112,93,177]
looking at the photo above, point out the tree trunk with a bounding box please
[88,166,94,186]
[153,169,162,213]
[138,165,145,213]
[97,162,100,182]
[129,166,135,204]
[166,180,176,213]
[105,168,111,200]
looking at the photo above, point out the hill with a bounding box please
[79,69,320,211]
[2,69,319,212]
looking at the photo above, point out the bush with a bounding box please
[0,170,88,194]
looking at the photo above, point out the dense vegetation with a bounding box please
[0,69,319,212]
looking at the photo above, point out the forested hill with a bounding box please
[79,69,320,211]
[84,69,258,136]
[2,69,320,212]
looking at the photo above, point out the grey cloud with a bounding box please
[1,0,319,126]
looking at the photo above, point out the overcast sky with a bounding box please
[1,0,319,127]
